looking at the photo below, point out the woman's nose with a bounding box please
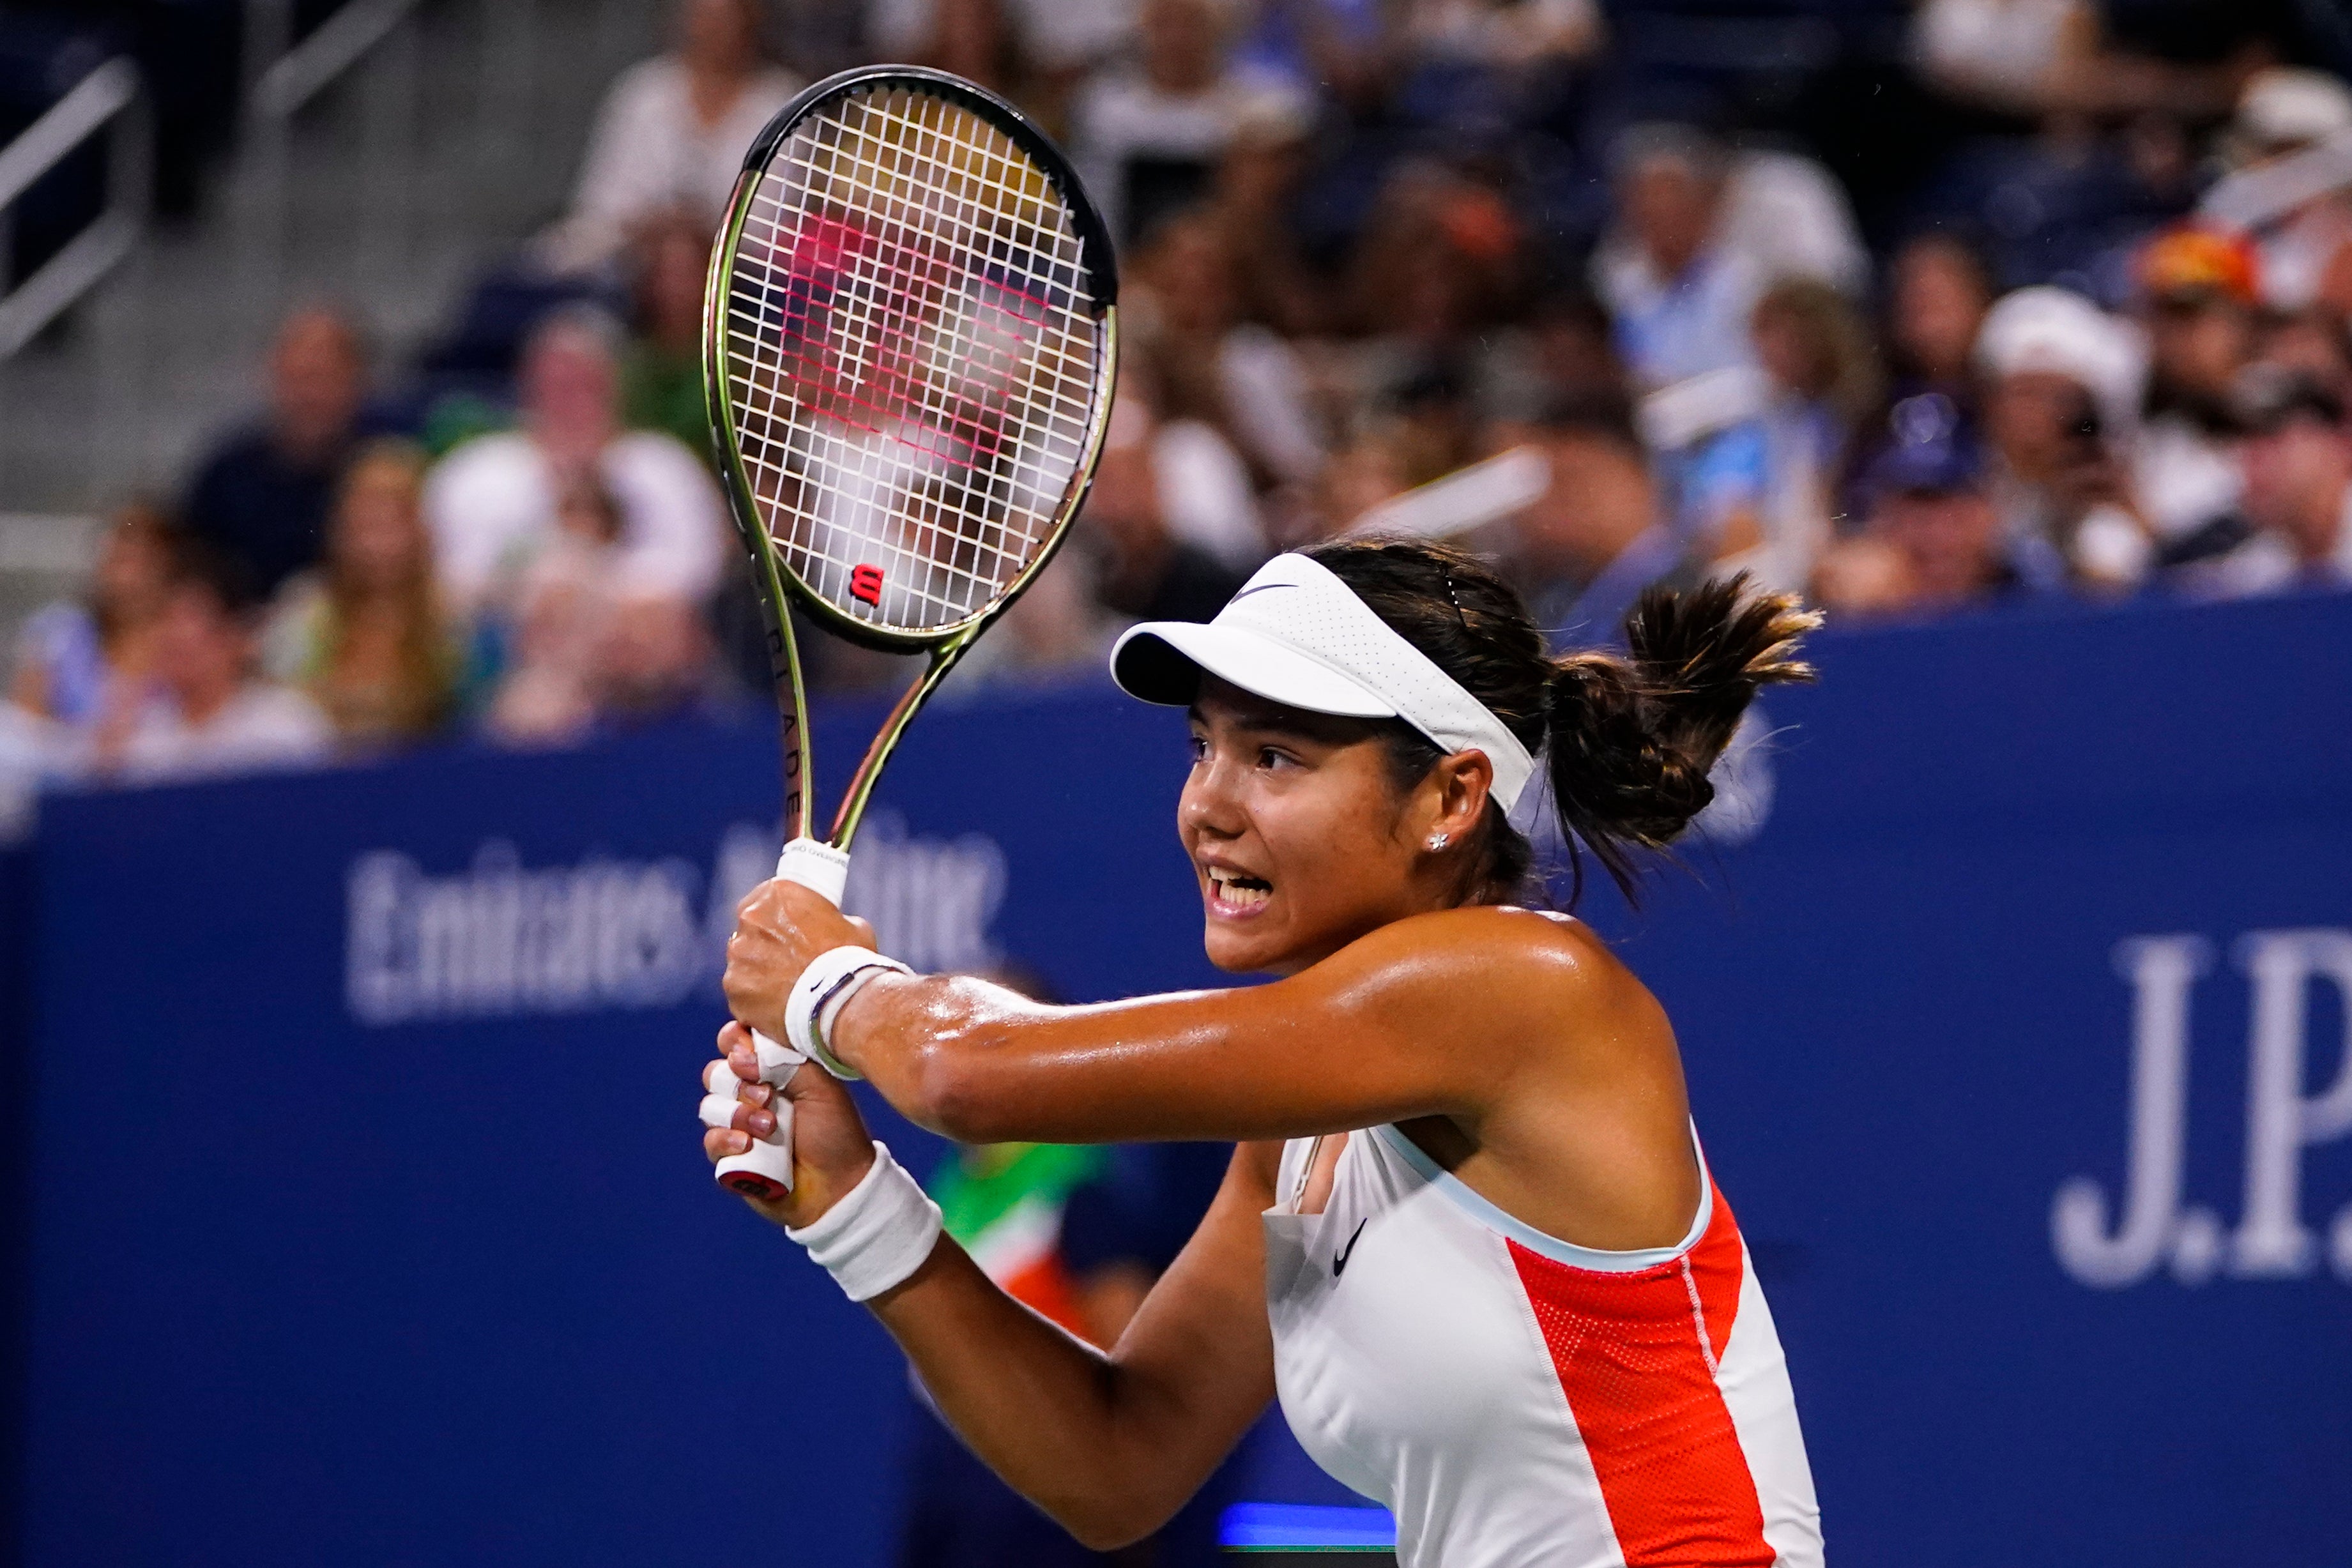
[1180,763,1246,841]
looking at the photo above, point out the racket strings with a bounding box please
[724,85,1105,633]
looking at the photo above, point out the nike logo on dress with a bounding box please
[1333,1218,1368,1277]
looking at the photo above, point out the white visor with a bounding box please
[1110,552,1538,811]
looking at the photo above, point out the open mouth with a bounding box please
[1205,864,1274,915]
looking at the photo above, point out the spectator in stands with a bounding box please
[587,589,735,726]
[1069,0,1311,245]
[1842,231,1996,517]
[2224,68,2352,314]
[622,209,718,460]
[264,443,464,750]
[2256,305,2352,396]
[1814,396,2020,618]
[1913,0,2252,123]
[424,309,728,626]
[1594,125,1868,394]
[10,501,174,729]
[869,0,1140,114]
[1201,105,1326,338]
[1593,125,1755,393]
[540,0,801,275]
[91,540,332,784]
[1509,401,1681,644]
[1102,346,1266,575]
[1886,233,1994,425]
[482,475,627,745]
[484,468,740,745]
[1501,288,1631,426]
[1975,285,2154,592]
[2178,374,2352,597]
[2130,227,2262,565]
[1130,208,1325,494]
[182,307,380,597]
[943,550,1120,692]
[1380,0,1603,133]
[1301,438,1411,541]
[1078,384,1253,625]
[1912,0,2098,121]
[1356,356,1481,506]
[1743,278,1882,589]
[1347,162,1529,369]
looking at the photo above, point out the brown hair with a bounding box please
[1753,277,1884,430]
[1306,537,1819,906]
[317,440,455,738]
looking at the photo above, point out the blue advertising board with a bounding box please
[4,590,2350,1565]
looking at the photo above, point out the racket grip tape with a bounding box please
[776,837,851,906]
[712,840,845,1198]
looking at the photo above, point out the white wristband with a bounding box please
[784,1141,943,1302]
[784,946,913,1079]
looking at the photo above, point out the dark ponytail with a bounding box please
[1305,538,1820,908]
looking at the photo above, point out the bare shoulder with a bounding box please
[1317,904,1649,1033]
[1387,903,1624,982]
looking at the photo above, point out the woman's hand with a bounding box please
[703,1020,879,1229]
[721,877,874,1044]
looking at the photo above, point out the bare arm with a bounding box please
[865,1141,1279,1547]
[727,894,1598,1147]
[703,1042,1277,1551]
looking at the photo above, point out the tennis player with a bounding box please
[705,538,1823,1565]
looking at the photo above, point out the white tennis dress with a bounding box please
[1267,1126,1822,1567]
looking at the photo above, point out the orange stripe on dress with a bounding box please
[1506,1186,1773,1566]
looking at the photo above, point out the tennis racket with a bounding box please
[699,65,1120,1198]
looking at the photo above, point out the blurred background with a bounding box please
[0,0,2349,1564]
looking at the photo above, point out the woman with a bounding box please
[540,0,800,275]
[10,501,175,728]
[1743,278,1884,592]
[706,540,1824,1565]
[265,442,461,747]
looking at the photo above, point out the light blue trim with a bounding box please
[1221,1502,1398,1549]
[1372,1123,1711,1272]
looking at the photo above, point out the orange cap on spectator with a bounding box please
[2137,226,2261,307]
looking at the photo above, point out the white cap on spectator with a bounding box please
[1974,286,2147,438]
[2236,68,2352,152]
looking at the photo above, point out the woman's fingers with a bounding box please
[701,1058,772,1104]
[703,1127,751,1162]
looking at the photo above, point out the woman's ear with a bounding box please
[1421,750,1494,849]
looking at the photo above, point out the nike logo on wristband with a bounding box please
[1333,1217,1368,1277]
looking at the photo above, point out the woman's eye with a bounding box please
[1258,747,1293,770]
[1187,735,1209,762]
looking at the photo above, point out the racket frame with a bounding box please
[702,63,1120,851]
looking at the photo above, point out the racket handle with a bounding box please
[711,841,851,1198]
[776,837,851,907]
[712,1033,806,1199]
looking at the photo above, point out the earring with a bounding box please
[1427,833,1449,851]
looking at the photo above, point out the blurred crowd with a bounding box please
[8,0,2352,814]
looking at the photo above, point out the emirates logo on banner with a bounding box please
[342,814,1007,1026]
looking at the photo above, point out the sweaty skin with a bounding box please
[706,678,1699,1549]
